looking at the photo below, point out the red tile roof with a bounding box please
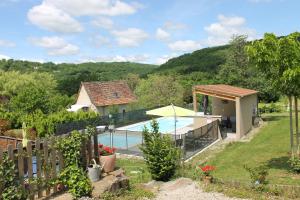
[81,81,137,106]
[194,84,258,98]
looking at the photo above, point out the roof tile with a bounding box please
[82,81,137,106]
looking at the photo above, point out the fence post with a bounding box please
[7,144,13,160]
[26,141,34,200]
[50,139,57,193]
[36,139,43,198]
[126,130,128,151]
[0,148,3,164]
[93,133,99,164]
[17,143,25,189]
[43,141,50,196]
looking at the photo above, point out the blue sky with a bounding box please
[0,0,299,64]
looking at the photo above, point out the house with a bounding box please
[192,84,258,139]
[69,81,137,115]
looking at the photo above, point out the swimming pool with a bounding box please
[98,133,142,149]
[119,117,193,133]
[98,117,194,149]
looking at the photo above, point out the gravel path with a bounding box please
[145,178,244,200]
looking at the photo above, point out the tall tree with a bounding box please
[135,75,184,108]
[247,32,300,151]
[217,35,278,102]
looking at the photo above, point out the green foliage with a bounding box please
[217,35,278,102]
[55,130,89,166]
[244,164,269,185]
[288,155,300,173]
[58,165,92,198]
[135,74,184,108]
[9,85,50,114]
[258,102,283,113]
[0,154,27,200]
[23,110,98,137]
[247,32,300,97]
[139,120,180,181]
[158,45,228,74]
[56,130,93,198]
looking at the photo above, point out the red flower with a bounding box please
[99,145,117,156]
[199,165,215,176]
[98,144,103,148]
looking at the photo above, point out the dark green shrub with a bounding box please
[55,130,92,198]
[288,156,300,173]
[0,155,27,200]
[58,165,92,198]
[140,120,180,181]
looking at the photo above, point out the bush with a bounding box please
[56,130,93,198]
[58,165,92,198]
[288,156,300,173]
[0,154,27,200]
[140,120,180,181]
[244,164,269,187]
[258,102,282,114]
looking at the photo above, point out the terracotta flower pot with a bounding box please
[203,175,213,184]
[100,154,116,173]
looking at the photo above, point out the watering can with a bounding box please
[87,159,104,182]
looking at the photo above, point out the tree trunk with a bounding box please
[295,96,299,148]
[288,96,294,152]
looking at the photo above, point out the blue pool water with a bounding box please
[98,133,142,149]
[126,117,193,133]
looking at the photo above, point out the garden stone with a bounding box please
[92,169,129,198]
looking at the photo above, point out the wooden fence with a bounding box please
[0,131,99,199]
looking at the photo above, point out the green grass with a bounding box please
[202,113,300,185]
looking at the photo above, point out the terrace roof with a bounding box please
[193,84,258,101]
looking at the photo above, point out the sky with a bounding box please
[0,0,299,65]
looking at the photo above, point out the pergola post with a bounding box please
[193,90,197,112]
[235,97,242,139]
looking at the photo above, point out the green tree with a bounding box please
[135,75,184,108]
[217,35,278,102]
[140,120,180,181]
[124,73,140,91]
[247,32,300,150]
[9,85,50,114]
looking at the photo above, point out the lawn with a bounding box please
[201,113,300,185]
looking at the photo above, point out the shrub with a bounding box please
[288,156,300,173]
[0,154,27,200]
[55,130,92,198]
[58,165,92,198]
[244,164,269,186]
[140,120,180,181]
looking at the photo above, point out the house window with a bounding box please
[113,92,119,98]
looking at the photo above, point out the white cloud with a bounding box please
[0,40,16,47]
[48,44,79,56]
[91,17,114,29]
[0,54,10,60]
[44,0,137,16]
[155,54,177,65]
[111,28,148,47]
[27,2,83,33]
[203,14,256,46]
[80,54,149,63]
[163,21,187,30]
[89,35,110,47]
[30,36,79,56]
[168,40,201,52]
[155,28,170,41]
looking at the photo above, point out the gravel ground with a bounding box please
[146,178,245,200]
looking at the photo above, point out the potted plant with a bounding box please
[99,144,117,173]
[199,165,215,184]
